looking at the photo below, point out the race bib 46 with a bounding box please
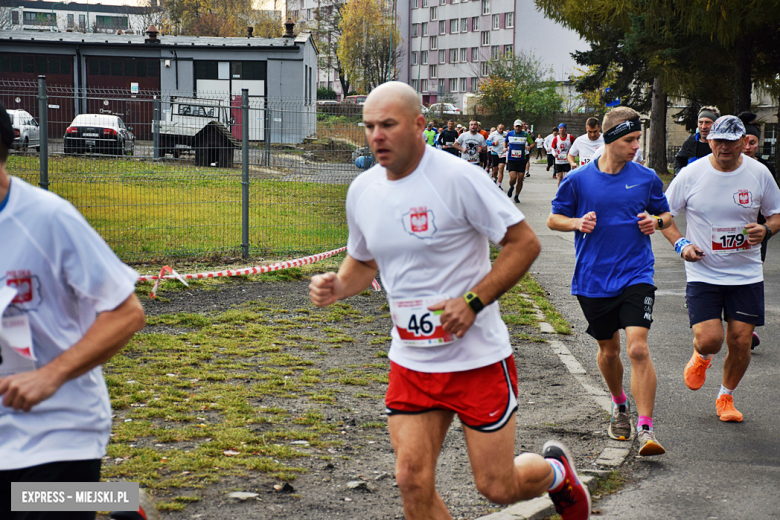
[389,295,456,347]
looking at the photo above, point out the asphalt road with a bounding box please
[515,160,780,519]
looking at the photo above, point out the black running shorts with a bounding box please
[506,158,526,172]
[555,163,572,175]
[686,281,764,327]
[577,284,656,340]
[547,153,555,168]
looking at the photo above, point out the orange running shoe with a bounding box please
[683,350,711,391]
[716,395,743,422]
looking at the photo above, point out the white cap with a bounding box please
[513,119,523,127]
[456,124,463,128]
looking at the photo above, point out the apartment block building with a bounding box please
[274,0,586,104]
[396,0,586,107]
[1,0,151,34]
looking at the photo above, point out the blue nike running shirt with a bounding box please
[551,158,670,298]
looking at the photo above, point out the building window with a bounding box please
[504,44,513,55]
[505,12,514,28]
[24,12,55,26]
[412,79,419,90]
[471,47,479,62]
[421,50,429,64]
[430,65,437,78]
[452,0,459,3]
[67,13,74,27]
[440,0,446,5]
[95,15,129,30]
[79,14,85,29]
[491,45,500,58]
[421,79,428,92]
[460,48,467,62]
[430,6,437,20]
[450,49,458,62]
[481,0,490,15]
[306,8,312,20]
[422,0,428,7]
[481,31,490,46]
[422,22,428,36]
[481,62,489,76]
[439,50,446,63]
[460,77,467,92]
[449,78,458,92]
[413,0,418,7]
[450,18,458,33]
[439,78,445,91]
[471,77,479,91]
[439,20,446,34]
[11,10,19,24]
[461,17,468,33]
[493,14,500,30]
[412,24,419,37]
[430,36,438,49]
[472,17,479,31]
[412,51,418,65]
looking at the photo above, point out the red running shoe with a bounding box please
[542,440,591,519]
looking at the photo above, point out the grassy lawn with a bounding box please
[8,155,349,261]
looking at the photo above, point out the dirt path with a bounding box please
[101,275,605,519]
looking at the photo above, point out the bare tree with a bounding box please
[132,0,165,34]
[0,6,15,30]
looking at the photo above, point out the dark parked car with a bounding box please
[64,114,135,156]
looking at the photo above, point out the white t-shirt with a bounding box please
[665,155,780,284]
[551,134,575,164]
[569,134,604,167]
[487,131,506,156]
[535,137,545,150]
[544,133,556,154]
[0,177,138,470]
[346,147,524,372]
[456,132,486,164]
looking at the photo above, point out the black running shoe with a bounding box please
[507,186,514,198]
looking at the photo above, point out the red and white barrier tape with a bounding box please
[137,246,382,298]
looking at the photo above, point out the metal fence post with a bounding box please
[241,89,250,259]
[37,75,49,191]
[153,97,161,159]
[264,103,271,167]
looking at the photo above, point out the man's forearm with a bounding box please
[547,212,580,232]
[335,255,378,300]
[470,221,540,305]
[44,294,146,386]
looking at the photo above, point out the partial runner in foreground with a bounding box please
[310,82,590,520]
[663,115,780,423]
[0,102,151,520]
[547,107,680,457]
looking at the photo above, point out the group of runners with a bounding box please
[312,83,780,520]
[2,79,778,520]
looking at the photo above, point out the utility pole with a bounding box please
[387,0,396,82]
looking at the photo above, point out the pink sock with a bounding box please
[612,390,628,406]
[637,416,653,430]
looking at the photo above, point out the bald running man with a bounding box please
[309,82,590,520]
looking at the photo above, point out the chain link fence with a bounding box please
[2,78,372,262]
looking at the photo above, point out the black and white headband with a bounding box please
[603,118,641,144]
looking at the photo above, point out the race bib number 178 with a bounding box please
[389,295,456,347]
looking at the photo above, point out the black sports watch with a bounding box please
[463,292,485,314]
[655,216,665,229]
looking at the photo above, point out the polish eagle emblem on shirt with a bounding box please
[402,207,437,239]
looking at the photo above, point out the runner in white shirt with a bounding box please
[661,115,780,423]
[455,120,487,165]
[0,103,147,520]
[544,128,558,175]
[567,117,604,169]
[309,82,590,520]
[488,124,507,189]
[535,135,545,159]
[551,123,575,186]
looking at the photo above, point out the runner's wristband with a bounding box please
[674,238,692,256]
[463,292,485,314]
[763,224,772,240]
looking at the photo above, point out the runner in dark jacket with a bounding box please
[673,106,720,175]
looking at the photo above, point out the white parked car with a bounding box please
[427,103,461,115]
[7,109,40,151]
